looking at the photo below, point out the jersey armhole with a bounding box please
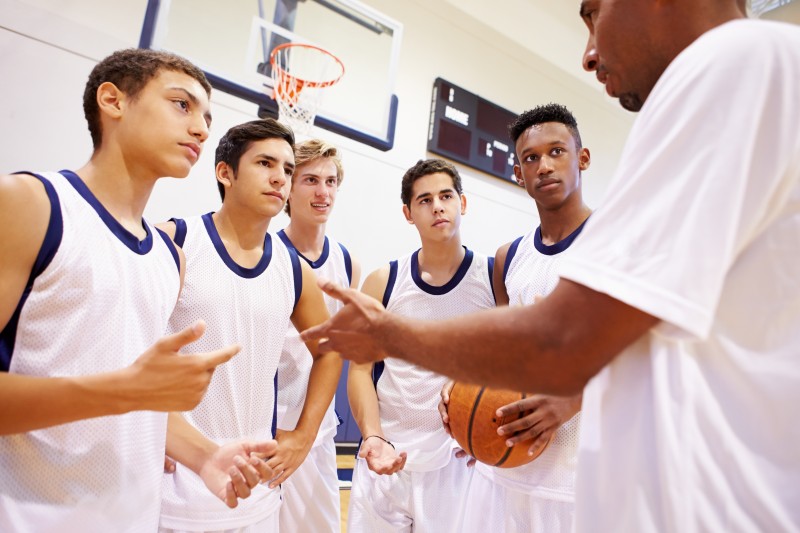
[488,256,496,303]
[382,260,398,307]
[169,217,188,247]
[289,247,303,312]
[155,228,180,273]
[1,172,63,372]
[339,242,353,285]
[503,236,524,284]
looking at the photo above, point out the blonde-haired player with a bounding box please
[276,139,360,533]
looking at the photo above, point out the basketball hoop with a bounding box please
[269,43,345,134]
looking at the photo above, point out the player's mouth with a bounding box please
[180,142,201,162]
[433,218,449,227]
[311,202,330,211]
[264,191,284,200]
[537,178,560,191]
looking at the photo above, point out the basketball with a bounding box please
[447,382,551,468]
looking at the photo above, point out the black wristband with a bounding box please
[364,434,395,449]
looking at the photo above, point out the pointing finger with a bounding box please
[197,344,241,369]
[159,320,206,351]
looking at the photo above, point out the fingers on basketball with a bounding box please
[446,382,551,468]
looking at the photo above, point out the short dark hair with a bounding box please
[508,103,582,150]
[214,119,295,200]
[83,48,211,150]
[400,159,463,207]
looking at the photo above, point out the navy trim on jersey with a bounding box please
[272,370,279,438]
[411,247,474,295]
[534,218,589,256]
[156,228,180,272]
[488,256,496,303]
[60,170,154,255]
[339,243,353,286]
[170,217,188,247]
[383,261,398,307]
[288,247,303,311]
[202,212,273,278]
[372,361,385,389]
[503,236,524,284]
[2,173,63,372]
[277,229,330,269]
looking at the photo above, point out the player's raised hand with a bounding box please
[199,439,279,508]
[359,435,407,475]
[496,394,581,456]
[264,429,315,488]
[300,277,389,363]
[125,320,240,412]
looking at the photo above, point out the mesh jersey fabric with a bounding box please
[0,170,180,533]
[159,213,300,530]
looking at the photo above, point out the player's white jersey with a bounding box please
[159,214,301,531]
[475,222,586,500]
[377,248,495,472]
[276,230,352,444]
[0,170,180,532]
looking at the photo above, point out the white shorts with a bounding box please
[347,450,472,533]
[158,510,278,533]
[278,437,340,533]
[457,467,574,533]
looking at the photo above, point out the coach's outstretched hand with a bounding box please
[300,278,389,363]
[359,435,407,475]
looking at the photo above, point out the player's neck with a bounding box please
[418,235,465,283]
[213,203,271,251]
[74,156,156,239]
[283,218,327,261]
[537,203,592,246]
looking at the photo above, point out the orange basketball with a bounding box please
[447,382,551,468]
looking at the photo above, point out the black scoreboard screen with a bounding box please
[427,77,518,183]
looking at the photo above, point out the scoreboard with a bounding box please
[427,77,518,184]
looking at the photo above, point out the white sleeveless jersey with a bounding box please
[377,248,495,472]
[159,214,301,530]
[475,222,586,500]
[275,230,351,444]
[0,170,180,532]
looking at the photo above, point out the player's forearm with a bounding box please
[347,365,384,437]
[0,371,138,435]
[294,352,342,438]
[165,412,217,475]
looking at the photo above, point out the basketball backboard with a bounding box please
[139,0,402,150]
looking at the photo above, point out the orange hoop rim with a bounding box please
[269,42,345,89]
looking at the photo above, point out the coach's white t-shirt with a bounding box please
[558,20,800,532]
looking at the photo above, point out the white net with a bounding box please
[270,44,344,135]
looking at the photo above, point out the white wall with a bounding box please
[0,0,635,277]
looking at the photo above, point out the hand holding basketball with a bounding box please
[496,393,581,456]
[447,382,553,468]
